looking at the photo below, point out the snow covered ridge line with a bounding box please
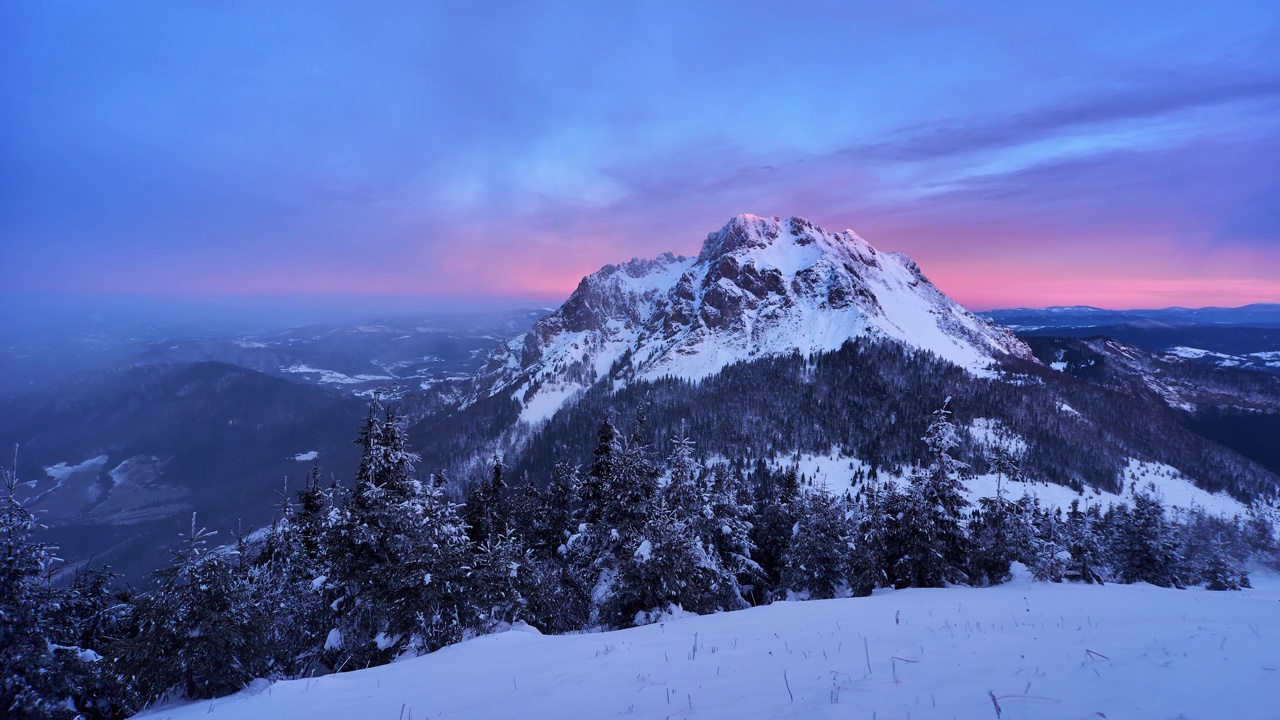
[144,571,1280,720]
[480,213,1036,423]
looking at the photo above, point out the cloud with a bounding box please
[851,72,1280,162]
[2,1,1278,309]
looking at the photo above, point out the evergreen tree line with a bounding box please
[415,339,1279,508]
[3,400,1277,719]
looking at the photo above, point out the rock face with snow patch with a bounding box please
[481,214,1035,422]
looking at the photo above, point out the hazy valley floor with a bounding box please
[139,567,1280,720]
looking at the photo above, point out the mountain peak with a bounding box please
[699,214,840,260]
[481,214,1036,423]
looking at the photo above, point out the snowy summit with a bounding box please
[483,214,1034,422]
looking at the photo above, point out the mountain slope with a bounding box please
[481,215,1033,422]
[2,362,366,579]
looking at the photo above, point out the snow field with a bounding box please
[141,569,1280,720]
[779,443,1253,520]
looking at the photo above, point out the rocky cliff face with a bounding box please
[480,214,1036,422]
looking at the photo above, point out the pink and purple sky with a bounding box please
[2,1,1278,311]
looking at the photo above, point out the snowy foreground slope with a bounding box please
[141,570,1280,720]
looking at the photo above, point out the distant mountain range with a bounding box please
[980,305,1280,375]
[2,311,548,579]
[980,304,1280,330]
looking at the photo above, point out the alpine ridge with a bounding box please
[480,214,1036,422]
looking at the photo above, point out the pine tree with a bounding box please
[519,463,592,634]
[123,513,260,700]
[699,466,760,605]
[463,455,508,546]
[469,529,534,629]
[661,437,702,520]
[581,417,619,526]
[0,451,68,719]
[602,437,741,627]
[1245,503,1277,566]
[893,402,972,588]
[250,470,330,678]
[850,478,897,596]
[541,462,581,556]
[1174,509,1250,591]
[46,565,136,719]
[577,425,662,624]
[750,466,801,599]
[781,487,854,600]
[324,401,473,669]
[1112,486,1182,588]
[1028,504,1067,582]
[1062,500,1105,584]
[606,504,723,627]
[968,497,1016,586]
[1201,531,1249,591]
[602,436,659,539]
[292,464,331,574]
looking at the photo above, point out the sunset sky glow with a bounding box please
[3,1,1278,310]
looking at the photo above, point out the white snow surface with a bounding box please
[44,455,109,484]
[966,418,1028,457]
[139,570,1280,720]
[775,450,1250,519]
[283,364,391,385]
[486,215,1034,423]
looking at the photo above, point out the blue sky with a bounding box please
[3,1,1278,308]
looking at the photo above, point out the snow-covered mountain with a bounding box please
[481,214,1035,422]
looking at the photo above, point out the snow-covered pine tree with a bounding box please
[602,435,742,627]
[1112,485,1182,588]
[248,470,331,678]
[45,565,136,719]
[2,450,138,718]
[540,461,581,557]
[122,513,260,701]
[661,437,702,517]
[850,477,897,596]
[1173,509,1250,591]
[601,435,660,540]
[1244,502,1277,567]
[292,463,330,575]
[700,465,760,606]
[750,466,801,599]
[781,486,855,600]
[514,462,592,634]
[605,503,722,627]
[566,421,622,626]
[1201,531,1250,591]
[463,455,508,546]
[893,402,972,588]
[469,528,534,630]
[1062,500,1105,584]
[1028,504,1068,582]
[324,401,472,669]
[580,417,619,526]
[967,446,1025,585]
[0,453,69,719]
